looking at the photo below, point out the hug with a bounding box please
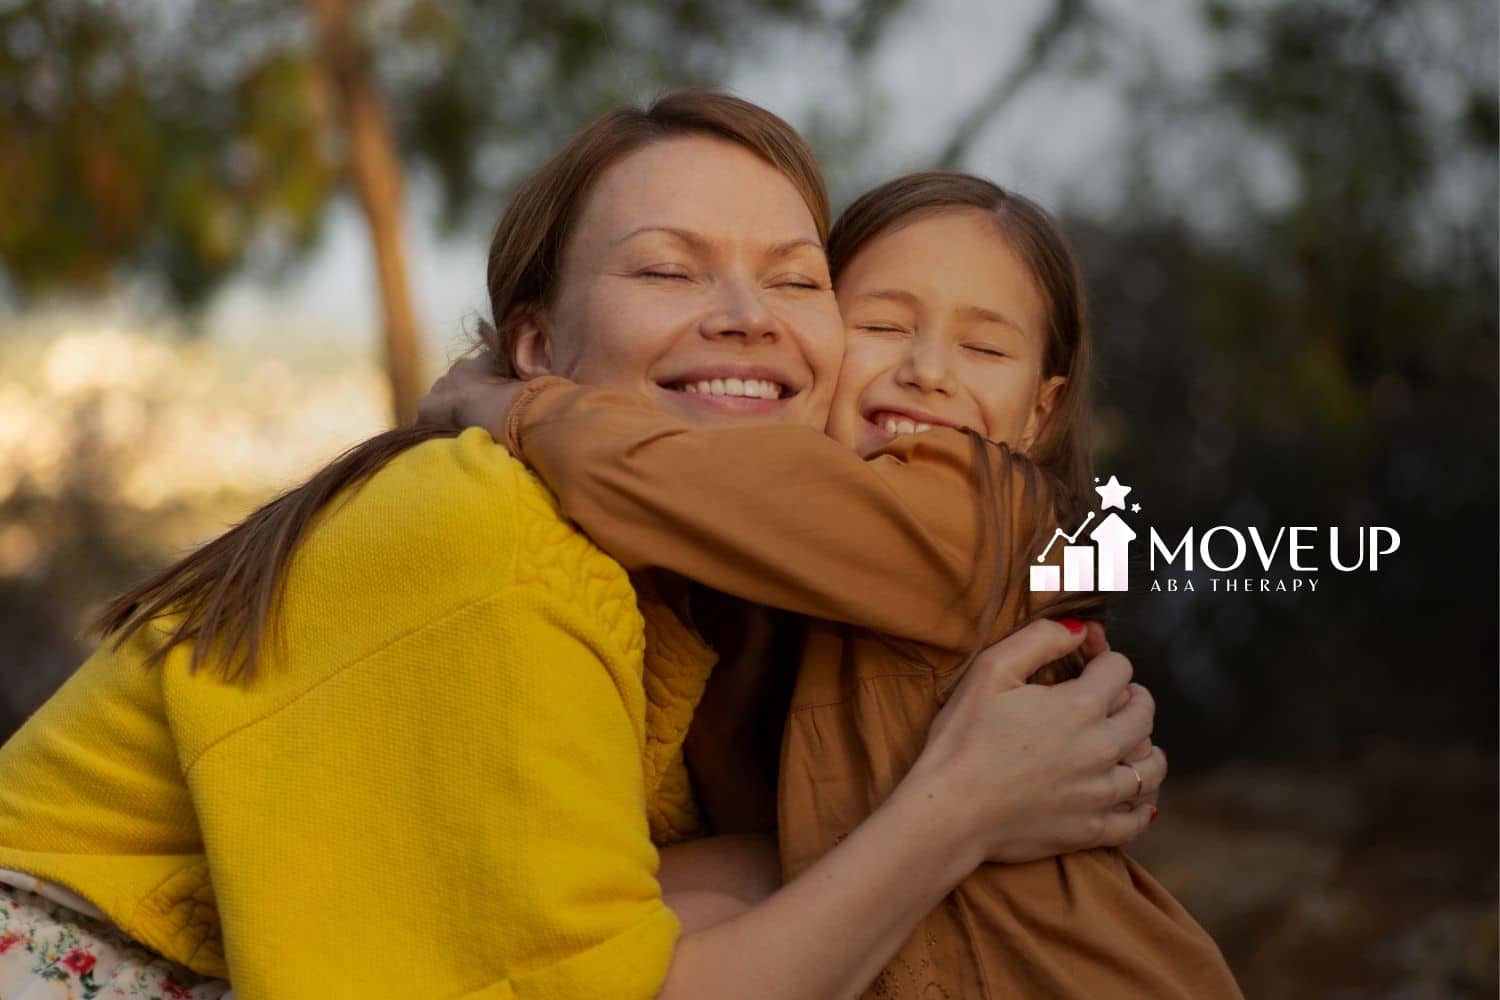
[0,91,1239,998]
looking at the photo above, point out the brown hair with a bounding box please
[827,171,1105,678]
[94,90,830,683]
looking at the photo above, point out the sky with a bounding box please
[202,0,1216,368]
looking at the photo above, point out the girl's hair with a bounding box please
[827,172,1105,676]
[94,90,830,684]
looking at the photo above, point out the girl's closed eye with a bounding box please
[965,343,1010,358]
[857,321,911,335]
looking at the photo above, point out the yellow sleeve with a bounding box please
[175,434,681,999]
[184,591,680,999]
[509,379,1055,653]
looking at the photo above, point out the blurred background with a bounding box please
[0,0,1495,994]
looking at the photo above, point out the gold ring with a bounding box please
[1124,762,1144,799]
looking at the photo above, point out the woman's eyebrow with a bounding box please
[767,237,826,258]
[613,225,709,251]
[612,227,824,258]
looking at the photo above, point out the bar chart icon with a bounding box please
[1030,511,1138,593]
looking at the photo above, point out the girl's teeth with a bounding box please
[877,414,935,435]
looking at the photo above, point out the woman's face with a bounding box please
[523,135,844,430]
[826,208,1065,457]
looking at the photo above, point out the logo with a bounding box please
[1028,474,1401,595]
[1029,475,1138,593]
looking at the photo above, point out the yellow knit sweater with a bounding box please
[0,428,716,998]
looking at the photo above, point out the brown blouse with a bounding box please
[506,377,1242,999]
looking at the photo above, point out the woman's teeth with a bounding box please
[679,378,783,399]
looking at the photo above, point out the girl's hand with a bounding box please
[416,353,522,438]
[902,619,1164,868]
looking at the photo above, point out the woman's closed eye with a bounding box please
[770,274,827,291]
[637,265,694,281]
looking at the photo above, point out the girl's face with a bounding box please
[826,208,1065,457]
[521,135,845,430]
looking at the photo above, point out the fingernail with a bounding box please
[1149,806,1160,824]
[1058,617,1085,635]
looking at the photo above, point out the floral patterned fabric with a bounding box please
[0,883,231,999]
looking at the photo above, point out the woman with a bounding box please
[0,92,1160,999]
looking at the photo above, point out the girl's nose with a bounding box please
[896,332,956,394]
[699,276,780,344]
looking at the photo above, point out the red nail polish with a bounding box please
[1149,806,1159,824]
[1059,617,1085,635]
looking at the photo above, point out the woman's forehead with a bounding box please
[575,136,822,252]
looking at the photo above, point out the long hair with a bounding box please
[827,172,1105,680]
[94,90,830,684]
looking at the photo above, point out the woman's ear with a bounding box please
[509,306,554,379]
[1022,375,1067,452]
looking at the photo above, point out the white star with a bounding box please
[1095,475,1132,511]
[1131,502,1142,513]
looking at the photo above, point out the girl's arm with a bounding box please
[656,620,1164,999]
[500,377,1051,653]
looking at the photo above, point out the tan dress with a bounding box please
[506,378,1244,999]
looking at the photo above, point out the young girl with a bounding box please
[441,171,1243,997]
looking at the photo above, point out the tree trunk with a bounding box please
[307,0,423,424]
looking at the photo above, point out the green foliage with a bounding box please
[0,0,831,306]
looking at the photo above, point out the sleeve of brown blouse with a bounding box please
[506,377,1057,654]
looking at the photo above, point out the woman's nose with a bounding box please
[699,276,780,344]
[897,333,956,394]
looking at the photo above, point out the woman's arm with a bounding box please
[656,619,1164,999]
[659,833,781,932]
[429,372,1055,653]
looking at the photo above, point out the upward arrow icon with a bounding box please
[1089,513,1137,591]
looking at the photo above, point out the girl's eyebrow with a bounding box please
[851,288,921,309]
[613,226,824,258]
[957,303,1028,336]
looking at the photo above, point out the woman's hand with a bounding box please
[901,618,1163,869]
[416,353,522,438]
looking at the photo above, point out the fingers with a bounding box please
[1095,799,1158,848]
[967,619,1090,693]
[1060,649,1133,718]
[454,353,500,379]
[1080,620,1110,660]
[417,374,459,426]
[1098,679,1154,757]
[1110,746,1166,804]
[1122,736,1154,762]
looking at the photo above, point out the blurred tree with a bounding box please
[0,0,907,421]
[307,0,422,420]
